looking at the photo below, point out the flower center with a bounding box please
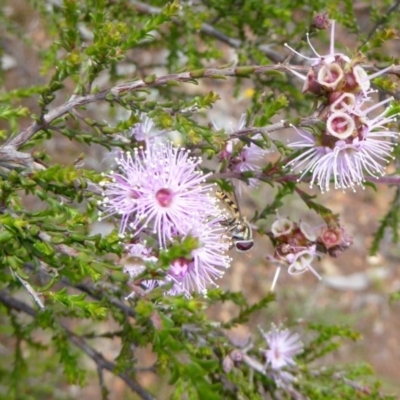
[326,112,355,140]
[156,188,174,207]
[169,257,193,279]
[331,116,349,133]
[317,63,344,90]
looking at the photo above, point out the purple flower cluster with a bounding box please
[99,121,231,297]
[285,20,398,192]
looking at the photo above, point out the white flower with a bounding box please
[260,324,303,370]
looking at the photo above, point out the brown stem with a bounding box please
[129,0,283,62]
[366,175,400,185]
[6,63,398,151]
[0,290,154,400]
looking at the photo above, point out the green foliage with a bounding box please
[370,187,400,255]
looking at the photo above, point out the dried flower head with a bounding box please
[267,213,353,290]
[268,214,322,291]
[318,226,353,257]
[285,20,393,95]
[312,13,330,30]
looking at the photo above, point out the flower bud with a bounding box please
[230,349,244,363]
[312,13,331,30]
[222,355,234,373]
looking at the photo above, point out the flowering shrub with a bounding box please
[0,2,399,399]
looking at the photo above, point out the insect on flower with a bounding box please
[216,190,254,252]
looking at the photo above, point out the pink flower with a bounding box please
[161,218,231,297]
[108,114,167,163]
[216,115,271,195]
[260,324,303,370]
[230,137,268,195]
[130,113,167,143]
[286,97,398,192]
[123,219,231,298]
[99,142,219,246]
[123,242,159,298]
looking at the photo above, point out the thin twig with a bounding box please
[97,365,110,400]
[211,170,300,183]
[228,121,288,139]
[15,274,45,310]
[0,290,155,400]
[129,0,283,62]
[228,117,321,139]
[20,251,136,320]
[363,0,400,43]
[6,63,397,151]
[69,328,157,400]
[75,282,137,319]
[4,65,301,150]
[38,231,80,257]
[366,175,400,185]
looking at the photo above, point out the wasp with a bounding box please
[215,190,254,252]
